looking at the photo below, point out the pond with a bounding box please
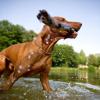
[0,68,100,100]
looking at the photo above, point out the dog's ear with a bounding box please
[37,10,56,27]
[37,10,55,27]
[37,10,49,20]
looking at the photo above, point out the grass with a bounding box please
[49,67,79,82]
[49,67,100,85]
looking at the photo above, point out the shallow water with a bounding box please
[0,78,100,100]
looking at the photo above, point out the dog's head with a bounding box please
[37,10,82,39]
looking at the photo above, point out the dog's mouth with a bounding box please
[68,23,82,39]
[56,23,78,39]
[66,27,80,39]
[66,29,78,39]
[59,22,82,39]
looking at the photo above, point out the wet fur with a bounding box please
[0,10,82,92]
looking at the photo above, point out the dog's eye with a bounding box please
[61,18,65,22]
[57,24,61,28]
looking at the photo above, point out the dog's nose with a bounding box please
[80,23,82,27]
[79,22,82,30]
[74,22,82,32]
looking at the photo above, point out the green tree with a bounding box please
[96,56,100,68]
[52,44,78,67]
[88,54,98,67]
[22,30,36,42]
[0,20,25,50]
[78,50,87,65]
[0,20,36,50]
[52,44,66,66]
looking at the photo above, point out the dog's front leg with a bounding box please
[40,72,52,92]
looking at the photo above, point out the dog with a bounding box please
[0,10,82,92]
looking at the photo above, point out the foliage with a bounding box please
[78,50,87,65]
[0,20,36,50]
[52,44,79,67]
[87,54,100,67]
[88,65,95,72]
[22,30,36,42]
[88,54,98,67]
[96,56,100,67]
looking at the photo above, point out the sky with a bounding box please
[0,0,100,55]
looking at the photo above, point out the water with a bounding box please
[0,78,100,100]
[49,68,100,85]
[0,68,100,100]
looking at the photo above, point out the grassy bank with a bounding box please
[49,67,81,82]
[49,67,100,85]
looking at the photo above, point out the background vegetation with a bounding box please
[0,20,100,68]
[0,20,36,50]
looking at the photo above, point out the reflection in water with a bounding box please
[78,70,88,82]
[0,68,100,100]
[78,69,100,85]
[0,78,100,100]
[50,68,100,85]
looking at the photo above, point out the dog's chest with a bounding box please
[33,55,50,67]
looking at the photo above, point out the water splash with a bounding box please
[0,78,100,100]
[42,81,95,100]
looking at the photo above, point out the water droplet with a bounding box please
[23,92,27,96]
[27,65,30,68]
[27,69,30,71]
[7,82,10,85]
[46,41,49,44]
[25,84,28,88]
[28,55,31,59]
[18,70,21,73]
[31,51,34,55]
[19,65,23,69]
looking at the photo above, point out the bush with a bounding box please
[52,44,79,67]
[88,65,95,72]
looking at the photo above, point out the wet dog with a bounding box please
[0,10,82,92]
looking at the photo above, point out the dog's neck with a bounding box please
[33,26,64,55]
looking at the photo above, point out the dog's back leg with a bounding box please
[0,61,31,91]
[0,66,30,91]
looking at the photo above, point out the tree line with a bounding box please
[52,45,100,68]
[0,20,100,68]
[0,20,36,50]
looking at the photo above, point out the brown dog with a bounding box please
[0,10,82,92]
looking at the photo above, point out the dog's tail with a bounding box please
[0,54,6,77]
[0,53,14,78]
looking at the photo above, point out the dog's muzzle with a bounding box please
[57,23,74,33]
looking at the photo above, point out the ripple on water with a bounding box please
[0,78,100,100]
[43,81,96,100]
